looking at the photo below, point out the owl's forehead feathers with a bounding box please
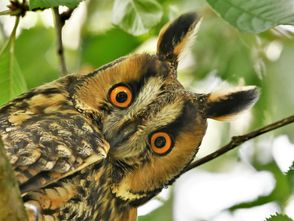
[72,53,174,113]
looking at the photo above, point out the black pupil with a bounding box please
[154,136,166,148]
[116,91,128,103]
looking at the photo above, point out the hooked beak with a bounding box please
[108,121,138,150]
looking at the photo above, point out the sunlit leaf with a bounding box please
[112,0,163,35]
[207,0,294,32]
[0,41,27,106]
[265,213,293,221]
[29,0,83,9]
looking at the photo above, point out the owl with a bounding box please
[0,12,258,221]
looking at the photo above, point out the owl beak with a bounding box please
[108,122,137,150]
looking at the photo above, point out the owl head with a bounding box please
[73,13,259,205]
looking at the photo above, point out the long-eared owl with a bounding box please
[0,12,259,221]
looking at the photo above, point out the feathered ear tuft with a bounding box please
[206,86,260,121]
[157,12,201,65]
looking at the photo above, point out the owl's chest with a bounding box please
[24,164,134,221]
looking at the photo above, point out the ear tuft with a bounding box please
[206,86,260,121]
[157,12,200,64]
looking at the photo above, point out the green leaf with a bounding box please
[81,28,141,68]
[112,0,163,35]
[265,213,293,221]
[286,162,294,189]
[139,195,173,221]
[288,162,294,173]
[29,0,83,9]
[0,41,27,106]
[207,0,294,33]
[15,27,58,89]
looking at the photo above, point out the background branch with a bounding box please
[52,7,70,76]
[184,115,294,173]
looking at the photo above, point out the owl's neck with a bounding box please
[62,163,137,220]
[85,163,136,220]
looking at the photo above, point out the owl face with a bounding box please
[71,13,258,204]
[95,54,205,160]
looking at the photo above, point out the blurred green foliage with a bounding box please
[29,0,83,10]
[266,214,293,221]
[139,196,173,221]
[0,17,27,104]
[81,28,142,67]
[15,27,58,88]
[0,0,293,220]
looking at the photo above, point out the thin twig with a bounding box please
[183,115,294,173]
[52,7,68,76]
[0,10,10,16]
[0,21,7,40]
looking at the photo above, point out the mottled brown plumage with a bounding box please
[0,12,259,221]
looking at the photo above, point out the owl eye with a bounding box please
[150,132,174,155]
[109,84,133,108]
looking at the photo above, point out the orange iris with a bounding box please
[109,85,133,108]
[150,132,173,155]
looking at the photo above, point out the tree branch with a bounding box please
[0,138,28,221]
[184,115,294,173]
[52,7,70,77]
